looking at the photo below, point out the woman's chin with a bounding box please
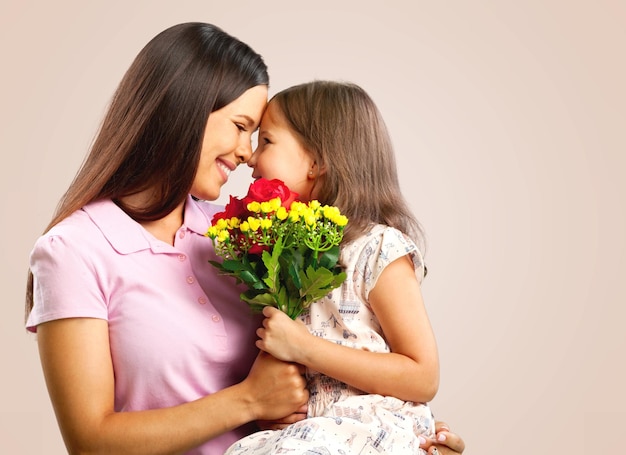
[190,188,220,202]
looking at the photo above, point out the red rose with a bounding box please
[212,195,247,224]
[243,178,299,209]
[247,242,269,255]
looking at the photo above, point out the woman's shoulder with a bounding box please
[42,205,101,241]
[33,199,131,258]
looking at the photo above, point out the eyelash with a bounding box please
[236,123,247,132]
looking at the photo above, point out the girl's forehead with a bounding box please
[261,101,286,128]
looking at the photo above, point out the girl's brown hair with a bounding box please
[271,80,425,249]
[25,22,269,317]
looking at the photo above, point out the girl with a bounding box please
[225,80,440,454]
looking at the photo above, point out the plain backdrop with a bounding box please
[1,1,624,453]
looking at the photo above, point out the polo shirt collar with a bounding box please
[83,195,213,255]
[183,195,215,236]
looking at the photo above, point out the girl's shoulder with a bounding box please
[343,224,425,283]
[346,224,415,252]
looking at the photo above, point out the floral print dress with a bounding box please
[225,224,435,454]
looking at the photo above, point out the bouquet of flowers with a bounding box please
[206,178,348,319]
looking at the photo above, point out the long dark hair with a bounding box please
[25,22,269,317]
[271,81,425,250]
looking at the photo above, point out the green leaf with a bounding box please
[276,285,289,314]
[241,290,276,306]
[240,271,267,290]
[317,245,341,269]
[261,238,283,292]
[300,267,345,303]
[286,259,303,290]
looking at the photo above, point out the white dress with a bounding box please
[225,224,435,454]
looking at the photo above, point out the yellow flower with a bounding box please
[206,226,218,238]
[335,214,349,227]
[215,218,228,230]
[247,217,261,231]
[323,205,340,219]
[260,218,272,230]
[276,206,288,220]
[289,211,300,222]
[260,201,273,213]
[247,201,262,213]
[290,201,307,214]
[309,200,321,210]
[304,210,316,226]
[217,230,230,242]
[269,197,282,212]
[240,221,250,232]
[229,217,240,228]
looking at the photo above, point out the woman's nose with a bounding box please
[236,140,252,164]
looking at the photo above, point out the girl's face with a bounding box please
[248,101,317,202]
[191,85,268,201]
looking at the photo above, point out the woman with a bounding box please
[25,22,465,454]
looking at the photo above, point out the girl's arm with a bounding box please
[256,254,439,403]
[38,317,308,455]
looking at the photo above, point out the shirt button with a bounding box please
[186,276,195,284]
[178,254,186,262]
[179,231,185,239]
[212,315,221,322]
[198,297,207,305]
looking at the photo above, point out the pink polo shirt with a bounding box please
[27,196,261,454]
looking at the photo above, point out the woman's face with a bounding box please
[191,85,268,201]
[247,101,317,202]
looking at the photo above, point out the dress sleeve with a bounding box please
[26,232,109,332]
[360,227,425,301]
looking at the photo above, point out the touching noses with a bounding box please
[247,148,259,169]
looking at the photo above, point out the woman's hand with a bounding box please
[419,421,466,454]
[256,404,308,430]
[242,351,309,421]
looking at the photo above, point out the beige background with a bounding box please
[1,1,624,453]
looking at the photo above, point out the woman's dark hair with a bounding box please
[25,22,269,316]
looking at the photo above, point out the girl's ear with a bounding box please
[308,162,326,179]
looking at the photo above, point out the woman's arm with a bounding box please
[38,318,308,455]
[256,254,439,403]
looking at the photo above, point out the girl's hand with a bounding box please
[419,421,466,454]
[256,306,311,362]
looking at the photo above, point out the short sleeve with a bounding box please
[359,227,425,301]
[26,232,109,332]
